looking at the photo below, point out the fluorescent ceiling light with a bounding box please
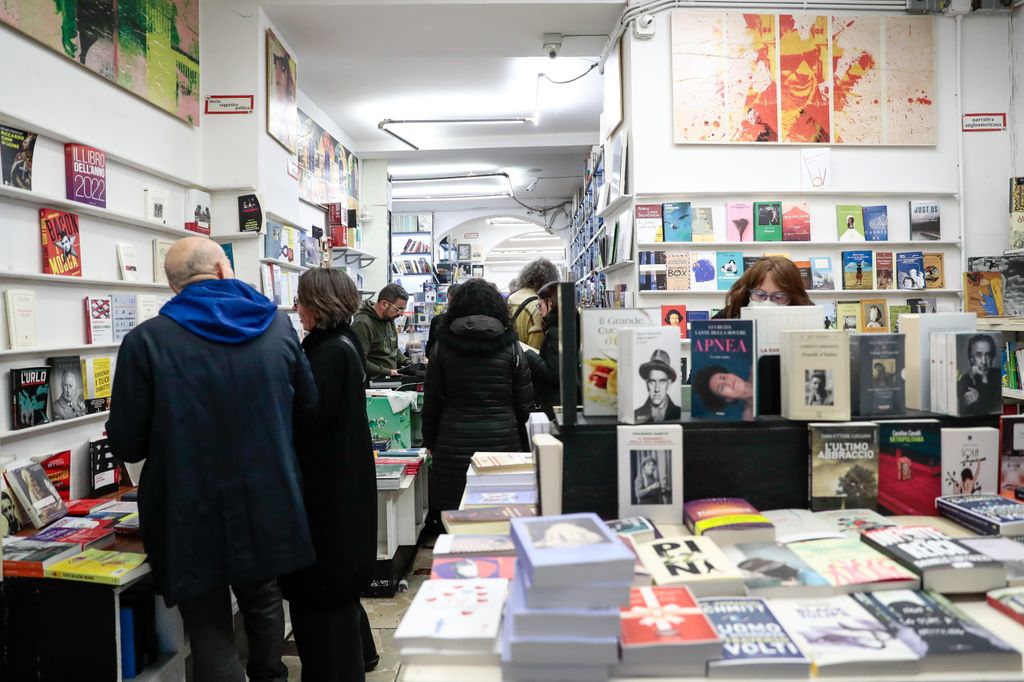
[392,193,513,203]
[390,163,496,176]
[508,234,562,243]
[487,217,533,226]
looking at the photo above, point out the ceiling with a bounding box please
[263,0,624,216]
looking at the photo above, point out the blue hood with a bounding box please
[161,279,278,344]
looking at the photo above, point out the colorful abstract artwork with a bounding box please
[671,11,934,146]
[297,109,359,208]
[0,0,200,125]
[267,28,297,153]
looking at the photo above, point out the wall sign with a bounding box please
[205,95,255,115]
[463,232,479,239]
[961,113,1006,132]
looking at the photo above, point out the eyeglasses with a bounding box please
[749,288,791,305]
[383,300,405,314]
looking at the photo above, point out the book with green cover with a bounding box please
[753,201,782,241]
[836,205,865,242]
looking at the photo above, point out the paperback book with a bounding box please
[665,253,690,292]
[152,239,174,285]
[725,202,753,242]
[430,556,516,580]
[510,513,634,587]
[900,312,977,411]
[810,256,835,290]
[778,329,850,421]
[700,597,810,678]
[115,243,139,281]
[1000,415,1024,499]
[39,208,82,277]
[941,427,998,496]
[144,188,169,224]
[2,539,80,578]
[395,579,508,651]
[849,334,905,416]
[781,202,810,241]
[690,320,756,421]
[4,460,67,528]
[692,208,714,242]
[836,300,861,332]
[635,204,663,243]
[949,333,1003,416]
[924,253,945,288]
[89,437,119,497]
[580,309,657,417]
[935,494,1024,536]
[787,538,919,592]
[5,289,36,348]
[896,251,926,290]
[111,294,137,343]
[661,305,688,340]
[888,304,911,333]
[909,200,941,240]
[877,420,942,515]
[841,250,872,290]
[808,422,879,511]
[432,534,516,557]
[960,536,1024,585]
[84,296,114,344]
[0,124,36,189]
[619,586,722,678]
[720,543,830,598]
[753,201,782,241]
[858,300,889,333]
[10,366,49,429]
[836,205,865,241]
[64,143,106,208]
[634,536,745,596]
[44,548,150,586]
[616,424,683,524]
[682,498,774,546]
[662,202,692,242]
[863,205,889,241]
[616,326,682,425]
[987,586,1024,624]
[184,188,211,235]
[690,251,717,291]
[716,252,742,291]
[875,252,894,290]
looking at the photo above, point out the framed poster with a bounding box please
[616,424,683,525]
[472,264,484,277]
[457,243,472,261]
[267,29,298,153]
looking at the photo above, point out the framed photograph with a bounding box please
[472,264,484,277]
[457,243,472,261]
[616,424,683,524]
[267,29,298,154]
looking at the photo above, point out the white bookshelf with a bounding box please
[0,271,171,290]
[0,411,107,443]
[0,342,120,359]
[636,240,962,249]
[639,288,962,296]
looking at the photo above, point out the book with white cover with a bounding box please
[115,244,139,281]
[899,312,976,410]
[152,239,174,285]
[505,573,620,640]
[960,536,1024,585]
[760,508,844,544]
[136,295,159,323]
[510,513,634,588]
[634,535,745,596]
[464,466,535,493]
[84,296,114,344]
[5,290,36,348]
[580,308,657,416]
[779,330,850,421]
[616,424,682,525]
[740,305,825,355]
[144,188,169,224]
[432,534,516,557]
[770,595,921,676]
[941,427,998,496]
[617,326,682,425]
[532,433,563,516]
[471,452,533,474]
[394,578,508,651]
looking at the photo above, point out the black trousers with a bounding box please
[359,602,378,663]
[291,598,365,682]
[176,579,288,682]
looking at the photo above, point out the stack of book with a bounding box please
[430,534,517,580]
[442,453,538,535]
[502,513,634,681]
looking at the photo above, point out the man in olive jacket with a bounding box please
[507,258,559,350]
[106,237,317,682]
[352,283,411,379]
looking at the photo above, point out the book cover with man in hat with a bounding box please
[617,327,682,424]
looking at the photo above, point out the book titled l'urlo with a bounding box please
[808,422,879,511]
[10,366,49,429]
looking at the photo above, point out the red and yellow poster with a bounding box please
[779,15,830,143]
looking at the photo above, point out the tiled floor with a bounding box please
[284,541,434,681]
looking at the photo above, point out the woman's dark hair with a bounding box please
[445,282,463,307]
[536,281,559,313]
[447,278,508,325]
[664,308,683,325]
[518,258,559,292]
[720,256,813,319]
[691,364,729,412]
[297,267,361,328]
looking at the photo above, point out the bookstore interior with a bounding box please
[4,1,1024,681]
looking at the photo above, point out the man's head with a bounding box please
[60,370,78,399]
[1,491,15,525]
[639,350,677,408]
[165,237,234,293]
[517,258,559,293]
[374,284,408,321]
[967,334,996,372]
[873,362,886,377]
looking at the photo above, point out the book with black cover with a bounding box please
[89,437,119,497]
[10,366,49,429]
[0,124,37,189]
[850,334,905,417]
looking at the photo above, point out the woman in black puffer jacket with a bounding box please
[422,278,534,514]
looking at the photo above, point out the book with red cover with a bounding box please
[682,498,774,544]
[2,539,81,578]
[620,585,721,651]
[66,498,113,516]
[39,208,82,276]
[32,522,116,550]
[782,203,811,241]
[64,143,106,208]
[34,450,72,502]
[430,555,516,580]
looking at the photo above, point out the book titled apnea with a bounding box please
[700,597,810,678]
[39,208,82,277]
[64,143,106,208]
[10,366,49,429]
[840,250,872,290]
[808,422,879,511]
[690,320,756,421]
[877,419,941,515]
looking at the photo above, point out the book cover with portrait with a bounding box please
[952,332,1003,416]
[896,251,926,290]
[941,427,998,497]
[3,459,67,528]
[835,205,864,241]
[779,329,850,422]
[850,334,905,417]
[617,327,682,425]
[753,201,782,242]
[616,424,683,525]
[39,208,82,277]
[690,320,756,421]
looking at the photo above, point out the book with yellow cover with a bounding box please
[44,548,149,586]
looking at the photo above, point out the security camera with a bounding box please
[542,33,562,60]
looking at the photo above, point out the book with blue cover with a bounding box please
[700,597,811,678]
[716,251,743,291]
[510,513,634,587]
[690,251,718,291]
[264,220,285,261]
[936,494,1024,535]
[506,573,620,639]
[464,490,537,507]
[863,205,889,241]
[662,202,692,242]
[896,251,926,290]
[690,319,757,421]
[841,250,873,290]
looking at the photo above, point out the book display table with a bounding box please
[367,458,429,598]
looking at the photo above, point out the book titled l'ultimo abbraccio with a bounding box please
[808,422,879,512]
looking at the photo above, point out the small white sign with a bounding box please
[204,95,254,115]
[800,148,831,191]
[962,113,1006,132]
[463,232,479,239]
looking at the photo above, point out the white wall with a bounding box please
[1014,5,1024,175]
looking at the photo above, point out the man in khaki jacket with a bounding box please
[507,258,559,350]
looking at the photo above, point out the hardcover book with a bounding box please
[617,425,683,524]
[778,329,850,421]
[850,334,904,416]
[700,597,810,678]
[689,251,717,291]
[10,366,49,429]
[924,253,944,288]
[781,202,810,241]
[39,208,82,277]
[619,586,722,677]
[841,250,872,290]
[909,200,941,240]
[84,296,114,344]
[787,538,919,592]
[875,252,894,290]
[682,498,774,545]
[836,205,865,241]
[896,251,926,290]
[635,204,663,243]
[716,251,742,291]
[144,188,169,224]
[877,420,942,515]
[860,525,1005,593]
[0,124,37,190]
[690,319,756,421]
[692,207,714,242]
[725,202,753,242]
[936,494,1024,536]
[580,309,656,416]
[810,256,835,290]
[48,355,85,421]
[606,517,659,544]
[4,460,66,528]
[753,201,782,241]
[665,253,690,292]
[941,427,999,496]
[152,239,174,285]
[808,422,879,511]
[184,188,211,234]
[617,327,682,425]
[634,536,744,596]
[836,300,861,333]
[862,205,888,241]
[64,143,106,208]
[510,513,634,587]
[662,202,692,242]
[720,543,830,598]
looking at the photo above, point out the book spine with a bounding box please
[46,569,120,585]
[84,298,93,345]
[936,500,999,535]
[987,596,1024,627]
[2,563,44,579]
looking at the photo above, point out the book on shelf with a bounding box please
[941,427,999,495]
[1011,211,1024,250]
[794,258,813,290]
[924,252,945,288]
[10,365,49,429]
[877,419,942,515]
[0,464,29,535]
[810,256,835,290]
[725,202,753,242]
[633,535,745,596]
[113,243,140,281]
[184,188,211,235]
[89,436,120,497]
[936,494,1024,535]
[909,199,941,240]
[152,239,174,285]
[781,202,810,241]
[137,294,159,323]
[4,459,67,528]
[635,204,663,243]
[874,251,894,290]
[1011,177,1024,213]
[510,513,634,587]
[44,548,150,586]
[33,450,71,502]
[237,193,263,233]
[836,204,865,241]
[432,534,516,557]
[752,201,782,242]
[692,207,714,242]
[841,250,872,290]
[111,293,137,343]
[860,525,1006,593]
[64,143,106,208]
[1000,414,1024,499]
[430,555,516,580]
[896,251,926,290]
[616,424,683,524]
[686,310,710,334]
[720,542,830,598]
[2,539,80,578]
[860,297,892,335]
[616,326,682,425]
[144,188,169,224]
[682,498,774,546]
[808,422,879,512]
[941,334,1003,416]
[835,300,860,332]
[779,329,851,421]
[690,251,717,291]
[618,586,722,678]
[888,304,910,332]
[580,309,657,417]
[862,205,888,241]
[39,208,82,277]
[0,124,37,190]
[716,251,742,291]
[661,304,687,339]
[662,202,692,242]
[84,296,114,344]
[81,356,113,412]
[787,537,919,592]
[665,253,690,291]
[963,271,1005,317]
[5,289,37,348]
[850,333,905,416]
[700,596,811,678]
[690,319,756,421]
[901,312,977,411]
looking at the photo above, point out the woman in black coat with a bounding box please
[422,278,534,514]
[524,281,560,418]
[280,268,377,682]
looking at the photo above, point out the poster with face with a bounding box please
[267,29,298,153]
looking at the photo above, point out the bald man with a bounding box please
[107,237,317,682]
